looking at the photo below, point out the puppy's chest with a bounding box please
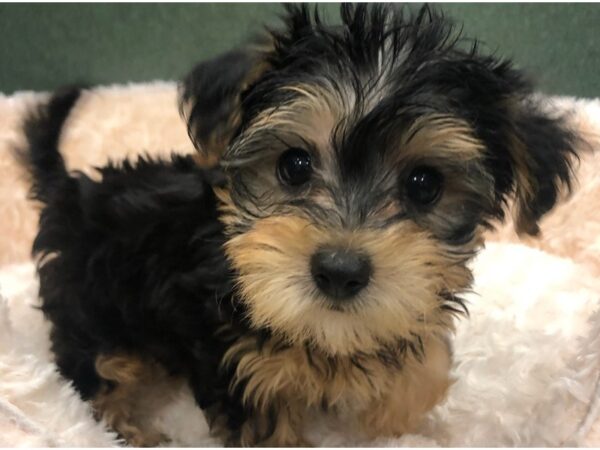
[224,336,403,413]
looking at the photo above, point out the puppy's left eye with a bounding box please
[405,166,443,206]
[277,148,312,187]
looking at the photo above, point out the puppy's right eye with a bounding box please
[277,148,312,187]
[405,166,443,206]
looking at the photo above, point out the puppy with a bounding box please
[21,4,579,447]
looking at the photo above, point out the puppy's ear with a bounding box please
[503,100,580,236]
[179,48,270,159]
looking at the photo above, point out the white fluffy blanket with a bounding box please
[1,85,599,447]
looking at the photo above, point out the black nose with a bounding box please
[310,248,372,300]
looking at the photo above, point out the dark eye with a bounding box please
[277,148,312,187]
[405,166,443,205]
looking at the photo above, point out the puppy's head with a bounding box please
[180,5,579,355]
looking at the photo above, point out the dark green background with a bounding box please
[1,3,598,97]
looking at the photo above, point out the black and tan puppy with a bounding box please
[22,4,579,447]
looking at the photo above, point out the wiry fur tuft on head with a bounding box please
[182,3,580,236]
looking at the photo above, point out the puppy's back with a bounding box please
[19,89,234,403]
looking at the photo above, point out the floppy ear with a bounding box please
[179,48,270,159]
[504,100,580,236]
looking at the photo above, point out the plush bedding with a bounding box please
[0,84,599,446]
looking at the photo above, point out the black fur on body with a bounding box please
[22,3,581,447]
[20,88,257,440]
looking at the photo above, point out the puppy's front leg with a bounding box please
[93,353,179,447]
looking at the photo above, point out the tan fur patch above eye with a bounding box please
[224,215,473,355]
[398,114,485,162]
[226,81,348,169]
[279,82,350,121]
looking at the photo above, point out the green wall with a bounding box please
[1,3,598,97]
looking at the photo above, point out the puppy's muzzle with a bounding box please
[310,247,372,300]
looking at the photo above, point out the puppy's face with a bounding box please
[181,5,577,355]
[218,95,485,355]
